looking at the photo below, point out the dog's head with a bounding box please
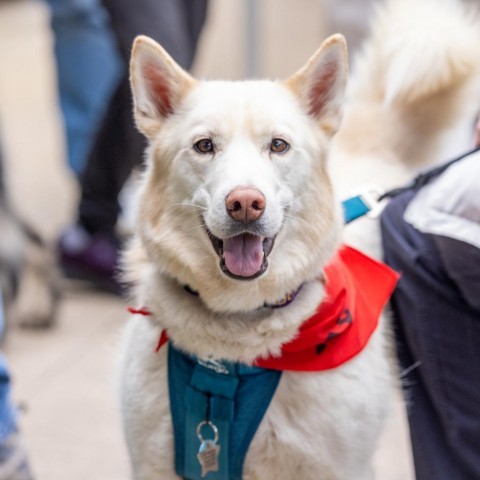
[129,35,347,312]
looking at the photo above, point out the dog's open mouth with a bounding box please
[208,231,275,280]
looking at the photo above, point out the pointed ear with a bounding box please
[285,34,348,135]
[130,35,196,139]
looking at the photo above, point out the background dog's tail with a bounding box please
[347,0,480,164]
[331,0,480,258]
[355,0,480,105]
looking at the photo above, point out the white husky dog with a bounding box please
[120,0,480,478]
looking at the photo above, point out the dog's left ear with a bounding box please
[130,35,196,139]
[286,34,348,136]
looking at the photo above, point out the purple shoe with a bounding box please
[58,225,121,293]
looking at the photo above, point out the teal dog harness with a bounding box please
[168,344,281,480]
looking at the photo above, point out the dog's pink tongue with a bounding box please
[223,234,264,277]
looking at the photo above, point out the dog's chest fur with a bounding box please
[120,310,391,480]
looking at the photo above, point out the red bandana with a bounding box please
[255,246,399,371]
[132,245,399,372]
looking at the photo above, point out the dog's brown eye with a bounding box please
[270,138,289,154]
[194,138,214,154]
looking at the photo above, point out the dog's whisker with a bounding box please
[182,221,208,236]
[163,204,208,223]
[168,202,208,211]
[165,207,207,223]
[282,213,310,227]
[399,360,421,378]
[281,193,307,210]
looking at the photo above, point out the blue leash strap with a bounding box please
[342,186,385,225]
[341,147,480,224]
[342,195,373,224]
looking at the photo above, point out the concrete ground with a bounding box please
[0,1,414,478]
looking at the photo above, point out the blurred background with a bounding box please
[0,0,413,478]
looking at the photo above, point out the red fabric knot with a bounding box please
[156,330,169,352]
[127,306,153,316]
[127,306,169,352]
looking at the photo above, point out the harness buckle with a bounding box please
[358,185,386,219]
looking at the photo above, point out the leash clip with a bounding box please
[342,185,386,224]
[358,185,386,219]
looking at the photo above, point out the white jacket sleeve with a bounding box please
[404,150,480,250]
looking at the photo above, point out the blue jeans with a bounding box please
[45,0,123,175]
[0,292,16,442]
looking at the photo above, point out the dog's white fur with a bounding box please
[120,0,480,478]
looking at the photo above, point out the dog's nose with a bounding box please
[226,188,266,222]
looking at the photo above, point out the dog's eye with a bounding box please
[270,138,290,154]
[194,138,214,154]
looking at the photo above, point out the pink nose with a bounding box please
[225,188,266,222]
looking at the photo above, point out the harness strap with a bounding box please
[342,195,373,224]
[342,147,480,224]
[168,344,281,480]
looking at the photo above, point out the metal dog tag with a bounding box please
[196,420,220,477]
[197,439,220,477]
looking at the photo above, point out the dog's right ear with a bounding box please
[130,36,196,139]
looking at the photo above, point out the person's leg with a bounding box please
[59,0,208,290]
[102,0,208,67]
[77,78,138,236]
[382,193,480,480]
[45,0,123,176]
[77,0,208,233]
[182,0,209,61]
[0,293,32,480]
[0,144,4,202]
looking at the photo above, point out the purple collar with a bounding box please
[183,284,303,309]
